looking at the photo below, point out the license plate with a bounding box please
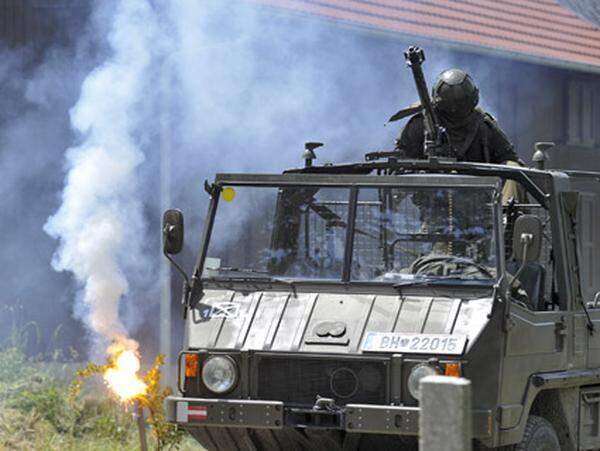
[361,332,467,355]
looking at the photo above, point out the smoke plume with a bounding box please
[44,0,158,350]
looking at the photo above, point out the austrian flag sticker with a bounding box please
[189,405,208,421]
[176,401,208,422]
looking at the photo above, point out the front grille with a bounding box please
[255,356,388,406]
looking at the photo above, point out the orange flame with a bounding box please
[103,344,147,401]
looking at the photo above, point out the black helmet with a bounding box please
[432,69,479,119]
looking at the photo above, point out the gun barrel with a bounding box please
[404,47,438,141]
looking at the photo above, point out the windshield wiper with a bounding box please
[212,267,270,275]
[393,276,493,290]
[204,274,298,297]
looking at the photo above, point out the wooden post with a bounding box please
[133,401,148,451]
[419,375,472,451]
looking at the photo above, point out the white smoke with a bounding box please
[44,0,159,349]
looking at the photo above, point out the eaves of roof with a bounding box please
[249,0,600,74]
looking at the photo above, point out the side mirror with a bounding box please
[162,209,184,255]
[513,214,542,262]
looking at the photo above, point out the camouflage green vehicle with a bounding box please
[163,155,600,450]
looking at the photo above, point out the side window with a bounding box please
[504,202,555,311]
[577,193,600,303]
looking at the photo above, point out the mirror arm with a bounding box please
[163,251,199,319]
[164,251,190,287]
[187,276,204,312]
[490,277,506,319]
[581,297,595,335]
[511,234,532,288]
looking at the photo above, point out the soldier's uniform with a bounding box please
[395,68,523,204]
[395,67,518,164]
[395,108,519,165]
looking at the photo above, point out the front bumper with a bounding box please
[166,396,493,437]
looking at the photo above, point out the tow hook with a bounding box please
[314,396,338,411]
[285,396,343,429]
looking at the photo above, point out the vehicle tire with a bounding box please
[185,426,343,451]
[513,415,560,451]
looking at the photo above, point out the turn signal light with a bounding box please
[185,353,199,377]
[444,362,461,377]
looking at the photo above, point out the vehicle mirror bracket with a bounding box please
[204,180,219,197]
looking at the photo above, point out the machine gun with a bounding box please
[404,46,453,158]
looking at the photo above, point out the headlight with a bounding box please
[201,355,238,394]
[407,363,440,400]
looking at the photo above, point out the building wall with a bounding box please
[511,63,569,162]
[0,0,88,50]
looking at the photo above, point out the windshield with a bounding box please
[351,187,497,282]
[205,186,349,280]
[203,184,498,283]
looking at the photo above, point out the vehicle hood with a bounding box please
[186,290,493,355]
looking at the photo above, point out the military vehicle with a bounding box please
[162,49,600,450]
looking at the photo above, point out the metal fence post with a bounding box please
[419,375,472,451]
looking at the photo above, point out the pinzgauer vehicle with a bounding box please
[162,48,600,450]
[162,153,600,450]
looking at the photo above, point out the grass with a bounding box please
[0,314,201,450]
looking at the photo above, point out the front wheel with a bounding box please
[513,415,560,451]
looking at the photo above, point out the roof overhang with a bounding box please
[248,0,600,75]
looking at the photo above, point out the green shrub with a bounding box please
[9,383,75,434]
[0,314,198,450]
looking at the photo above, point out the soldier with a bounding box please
[396,69,516,162]
[388,68,525,271]
[395,68,523,203]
